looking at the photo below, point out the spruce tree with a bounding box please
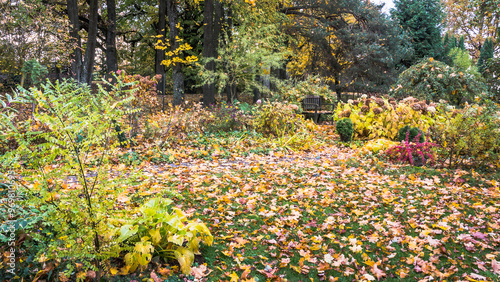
[477,38,494,74]
[441,33,454,64]
[458,36,466,50]
[391,0,444,67]
[451,36,458,49]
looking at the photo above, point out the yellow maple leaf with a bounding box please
[228,271,239,282]
[109,268,119,275]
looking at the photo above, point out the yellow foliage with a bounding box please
[335,98,440,141]
[358,138,400,155]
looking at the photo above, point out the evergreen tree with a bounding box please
[443,33,450,53]
[458,35,466,50]
[451,36,458,49]
[477,38,494,74]
[441,33,454,64]
[391,0,444,67]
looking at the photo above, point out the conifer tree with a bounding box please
[391,0,444,66]
[458,35,466,50]
[477,38,494,74]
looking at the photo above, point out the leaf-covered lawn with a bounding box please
[112,127,500,281]
[4,126,499,281]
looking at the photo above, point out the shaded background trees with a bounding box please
[0,0,498,103]
[391,0,444,66]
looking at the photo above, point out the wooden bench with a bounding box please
[301,95,335,124]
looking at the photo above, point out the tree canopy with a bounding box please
[0,0,496,100]
[391,0,444,66]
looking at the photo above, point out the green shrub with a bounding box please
[390,58,488,105]
[0,77,214,278]
[397,125,425,143]
[21,59,48,87]
[336,118,353,142]
[253,102,309,136]
[274,76,337,106]
[118,198,213,275]
[433,99,500,168]
[202,101,249,133]
[0,78,136,277]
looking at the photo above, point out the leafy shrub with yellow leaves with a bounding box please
[358,138,400,155]
[334,97,440,141]
[117,198,213,275]
[253,102,317,151]
[431,99,500,168]
[253,102,315,136]
[139,103,207,143]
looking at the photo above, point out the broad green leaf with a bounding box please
[117,225,138,242]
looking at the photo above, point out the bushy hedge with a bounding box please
[334,96,438,141]
[390,58,488,105]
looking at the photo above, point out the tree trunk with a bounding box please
[253,75,261,103]
[335,73,342,102]
[226,81,237,103]
[106,0,118,79]
[67,0,82,82]
[156,0,166,77]
[82,0,99,85]
[202,0,216,106]
[225,5,237,103]
[167,0,184,106]
[214,1,223,43]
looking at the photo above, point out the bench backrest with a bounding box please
[302,96,321,110]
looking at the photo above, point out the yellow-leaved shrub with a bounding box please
[358,138,400,155]
[334,97,442,141]
[253,102,317,151]
[117,198,213,275]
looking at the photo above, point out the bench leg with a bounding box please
[314,113,319,124]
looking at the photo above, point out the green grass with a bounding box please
[4,129,500,281]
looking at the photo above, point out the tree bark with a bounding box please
[67,0,82,81]
[82,0,99,85]
[253,75,261,103]
[156,0,166,77]
[167,0,184,106]
[106,0,118,81]
[225,5,237,103]
[202,0,216,106]
[202,0,223,106]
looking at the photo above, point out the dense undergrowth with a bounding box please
[0,77,499,281]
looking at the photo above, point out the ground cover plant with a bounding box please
[1,79,500,281]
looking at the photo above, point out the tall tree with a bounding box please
[106,0,118,78]
[166,0,184,106]
[202,0,220,106]
[198,0,288,102]
[443,0,499,58]
[67,0,82,81]
[282,0,411,95]
[458,35,466,50]
[225,4,238,103]
[156,0,167,80]
[0,1,69,77]
[477,38,494,74]
[391,0,444,66]
[81,0,99,84]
